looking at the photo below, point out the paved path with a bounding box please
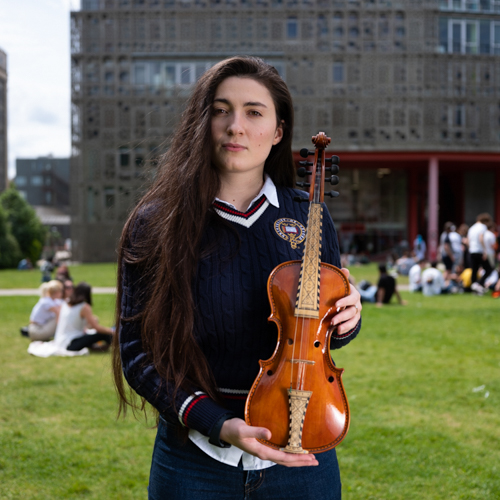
[0,287,117,296]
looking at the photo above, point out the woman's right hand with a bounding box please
[219,418,319,468]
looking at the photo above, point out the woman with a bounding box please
[54,282,114,352]
[113,56,361,499]
[27,280,64,341]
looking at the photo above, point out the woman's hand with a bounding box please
[331,268,361,335]
[219,418,319,468]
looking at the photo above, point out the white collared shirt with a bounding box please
[214,174,280,211]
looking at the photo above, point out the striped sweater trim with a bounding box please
[213,196,270,228]
[178,391,206,426]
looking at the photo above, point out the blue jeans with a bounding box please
[358,285,377,303]
[148,417,342,500]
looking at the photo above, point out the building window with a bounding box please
[455,105,465,126]
[119,148,130,167]
[494,22,500,53]
[333,62,344,83]
[31,176,43,186]
[134,64,147,85]
[441,18,481,53]
[440,0,500,10]
[286,17,298,39]
[15,176,27,187]
[104,187,115,208]
[180,65,192,85]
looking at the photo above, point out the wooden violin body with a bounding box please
[245,261,350,453]
[245,132,350,454]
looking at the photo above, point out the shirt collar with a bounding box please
[214,174,280,212]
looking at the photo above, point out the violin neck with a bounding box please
[294,202,323,319]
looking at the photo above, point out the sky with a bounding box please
[0,0,80,179]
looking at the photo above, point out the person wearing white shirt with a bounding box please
[440,222,462,278]
[422,262,445,296]
[28,280,64,341]
[483,223,497,269]
[467,213,492,286]
[408,260,426,292]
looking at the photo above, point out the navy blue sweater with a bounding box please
[119,186,360,440]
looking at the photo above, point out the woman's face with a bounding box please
[211,76,283,178]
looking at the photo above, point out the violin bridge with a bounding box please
[280,388,313,454]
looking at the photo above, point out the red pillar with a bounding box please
[427,157,439,261]
[495,168,500,226]
[407,169,418,248]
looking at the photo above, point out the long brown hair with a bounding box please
[112,56,296,416]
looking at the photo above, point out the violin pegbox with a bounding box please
[295,133,341,200]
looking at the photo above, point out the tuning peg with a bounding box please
[326,191,340,198]
[298,160,314,166]
[296,182,310,188]
[325,155,340,164]
[325,164,339,175]
[329,175,339,185]
[297,167,312,177]
[300,148,315,158]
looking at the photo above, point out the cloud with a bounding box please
[30,107,60,125]
[0,0,72,178]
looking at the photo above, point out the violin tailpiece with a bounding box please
[295,203,322,319]
[280,388,313,454]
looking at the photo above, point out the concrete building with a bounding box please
[15,157,71,239]
[0,48,7,193]
[70,0,500,262]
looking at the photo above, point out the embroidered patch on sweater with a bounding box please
[274,218,306,249]
[213,195,269,228]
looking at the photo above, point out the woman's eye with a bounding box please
[213,108,228,115]
[248,110,262,117]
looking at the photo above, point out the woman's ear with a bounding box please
[273,120,284,145]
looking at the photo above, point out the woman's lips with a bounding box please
[223,143,246,152]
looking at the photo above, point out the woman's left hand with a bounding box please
[331,268,361,335]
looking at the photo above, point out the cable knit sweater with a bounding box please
[119,186,360,442]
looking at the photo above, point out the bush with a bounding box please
[0,187,46,267]
[0,206,22,269]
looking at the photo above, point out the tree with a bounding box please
[0,187,46,266]
[0,205,22,269]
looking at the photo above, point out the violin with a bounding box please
[244,132,350,454]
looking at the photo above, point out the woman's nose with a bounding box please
[226,112,244,136]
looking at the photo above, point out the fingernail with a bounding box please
[337,307,340,312]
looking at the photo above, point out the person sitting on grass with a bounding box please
[408,259,427,293]
[25,280,64,341]
[422,262,445,296]
[359,264,407,307]
[54,282,114,352]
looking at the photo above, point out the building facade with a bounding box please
[70,0,500,262]
[15,157,71,240]
[15,157,70,209]
[0,48,7,194]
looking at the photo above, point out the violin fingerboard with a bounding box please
[294,203,322,319]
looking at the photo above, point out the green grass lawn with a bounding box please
[349,262,409,287]
[0,261,403,290]
[1,288,499,498]
[0,263,118,289]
